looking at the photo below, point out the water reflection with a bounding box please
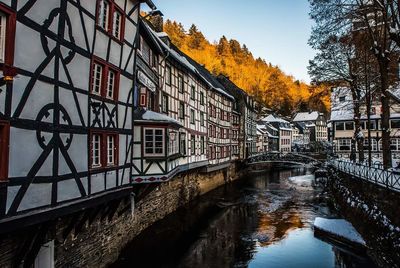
[111,167,376,268]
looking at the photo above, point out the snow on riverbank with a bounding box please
[288,174,314,187]
[314,217,366,246]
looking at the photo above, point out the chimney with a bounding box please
[148,14,163,33]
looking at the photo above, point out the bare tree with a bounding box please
[310,0,399,168]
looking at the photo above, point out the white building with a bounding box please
[293,111,328,142]
[261,115,292,152]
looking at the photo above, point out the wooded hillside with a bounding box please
[163,19,330,115]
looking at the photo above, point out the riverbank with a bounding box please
[326,167,400,267]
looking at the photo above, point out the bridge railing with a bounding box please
[329,159,400,192]
[247,152,321,165]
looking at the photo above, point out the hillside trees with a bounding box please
[162,20,330,116]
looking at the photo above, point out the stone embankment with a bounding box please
[326,168,400,267]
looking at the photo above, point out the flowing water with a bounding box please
[111,167,377,268]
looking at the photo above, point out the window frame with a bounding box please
[90,57,120,101]
[90,131,119,170]
[179,101,185,120]
[0,3,16,68]
[165,65,172,86]
[178,74,184,93]
[190,109,195,125]
[161,93,169,114]
[191,135,196,156]
[190,85,195,100]
[143,127,165,157]
[96,0,126,42]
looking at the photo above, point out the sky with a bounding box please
[143,0,315,83]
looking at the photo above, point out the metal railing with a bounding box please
[247,152,322,166]
[330,159,400,192]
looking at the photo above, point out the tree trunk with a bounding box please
[379,62,392,169]
[349,80,364,162]
[366,88,372,167]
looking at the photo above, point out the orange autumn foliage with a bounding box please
[163,20,330,115]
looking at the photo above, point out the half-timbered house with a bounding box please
[131,18,185,184]
[0,0,152,233]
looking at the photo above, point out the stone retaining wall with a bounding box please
[328,169,400,268]
[0,162,242,268]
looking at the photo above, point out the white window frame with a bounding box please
[92,134,102,167]
[107,135,115,165]
[144,128,165,157]
[112,9,122,39]
[98,0,110,30]
[0,12,6,63]
[92,62,103,95]
[106,69,115,99]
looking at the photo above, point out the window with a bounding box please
[161,94,169,114]
[339,96,346,102]
[168,130,179,156]
[92,134,102,167]
[107,135,115,165]
[191,135,196,155]
[166,65,172,85]
[391,119,400,129]
[139,87,147,107]
[178,102,185,120]
[335,122,344,131]
[0,11,7,63]
[98,0,110,30]
[191,85,196,100]
[91,59,119,100]
[200,92,204,105]
[338,139,351,151]
[106,69,116,99]
[90,132,118,168]
[140,37,151,65]
[390,139,400,151]
[178,74,184,93]
[345,122,354,130]
[201,136,205,154]
[144,128,164,157]
[190,109,195,124]
[368,121,376,130]
[92,62,103,95]
[97,0,125,41]
[200,112,205,126]
[180,132,186,155]
[0,121,9,180]
[112,9,122,39]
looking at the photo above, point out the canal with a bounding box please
[111,167,377,268]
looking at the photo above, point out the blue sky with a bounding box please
[143,0,315,83]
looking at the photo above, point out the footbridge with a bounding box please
[247,152,323,166]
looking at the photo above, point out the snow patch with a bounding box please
[314,217,366,245]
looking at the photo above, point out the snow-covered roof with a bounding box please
[134,109,183,127]
[261,114,289,124]
[156,32,169,38]
[293,111,319,122]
